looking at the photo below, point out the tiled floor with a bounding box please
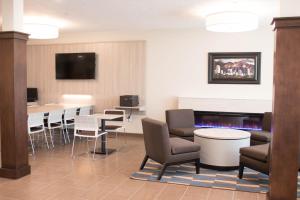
[0,134,268,200]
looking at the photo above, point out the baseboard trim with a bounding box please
[0,165,31,179]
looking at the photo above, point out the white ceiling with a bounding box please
[0,0,280,32]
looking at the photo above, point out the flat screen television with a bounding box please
[56,53,96,79]
[27,88,38,102]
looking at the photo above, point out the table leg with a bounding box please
[93,119,116,155]
[101,119,106,152]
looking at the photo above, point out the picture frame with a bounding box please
[208,52,261,84]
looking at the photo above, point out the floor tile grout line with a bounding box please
[153,183,168,200]
[127,181,146,200]
[207,188,212,200]
[179,185,189,200]
[99,178,134,200]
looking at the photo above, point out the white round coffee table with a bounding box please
[194,128,250,169]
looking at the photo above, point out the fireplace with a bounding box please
[194,111,263,131]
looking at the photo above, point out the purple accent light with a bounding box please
[195,124,262,131]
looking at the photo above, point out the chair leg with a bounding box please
[37,132,41,147]
[115,131,119,151]
[66,127,71,143]
[238,163,245,179]
[93,137,98,160]
[49,129,54,148]
[71,136,76,158]
[29,134,35,156]
[105,134,108,156]
[140,155,149,170]
[157,163,168,180]
[61,128,67,144]
[195,158,200,174]
[124,128,127,145]
[44,130,49,149]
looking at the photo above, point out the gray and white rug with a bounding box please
[131,160,300,196]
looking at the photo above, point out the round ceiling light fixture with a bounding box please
[205,11,259,32]
[24,23,59,39]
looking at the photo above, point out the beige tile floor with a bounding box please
[0,135,269,200]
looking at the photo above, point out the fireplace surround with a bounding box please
[194,111,263,131]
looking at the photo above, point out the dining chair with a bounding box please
[104,109,126,149]
[28,112,49,155]
[79,106,92,116]
[71,115,107,159]
[63,107,78,143]
[45,109,65,147]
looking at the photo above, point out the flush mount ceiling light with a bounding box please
[24,23,59,39]
[205,11,259,32]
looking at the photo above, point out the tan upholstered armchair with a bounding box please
[140,118,201,180]
[239,143,270,178]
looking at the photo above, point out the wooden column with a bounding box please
[0,31,31,179]
[269,17,300,200]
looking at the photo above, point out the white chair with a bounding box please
[63,107,78,143]
[71,115,107,159]
[28,112,49,155]
[79,106,92,116]
[45,109,65,147]
[104,109,126,149]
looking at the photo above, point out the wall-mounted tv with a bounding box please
[56,53,96,79]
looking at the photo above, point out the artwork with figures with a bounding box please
[208,52,261,84]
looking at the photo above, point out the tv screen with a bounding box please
[27,88,38,102]
[56,53,96,79]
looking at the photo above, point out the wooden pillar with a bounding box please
[0,31,31,179]
[269,17,300,200]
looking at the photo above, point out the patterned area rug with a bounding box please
[131,160,299,195]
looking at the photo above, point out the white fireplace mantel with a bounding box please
[178,97,272,113]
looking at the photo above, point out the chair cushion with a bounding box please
[45,122,62,129]
[65,119,74,124]
[30,126,44,132]
[170,127,198,137]
[169,137,200,155]
[105,125,123,130]
[250,131,271,142]
[240,144,269,162]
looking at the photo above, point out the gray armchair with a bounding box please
[239,143,270,178]
[250,112,272,145]
[166,109,197,141]
[140,118,201,180]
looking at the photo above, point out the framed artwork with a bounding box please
[208,52,261,84]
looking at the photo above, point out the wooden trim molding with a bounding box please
[0,31,29,40]
[0,31,31,179]
[272,17,300,30]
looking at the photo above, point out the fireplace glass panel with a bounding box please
[194,111,263,131]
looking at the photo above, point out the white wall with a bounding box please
[28,27,275,120]
[280,0,300,16]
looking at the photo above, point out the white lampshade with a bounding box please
[24,23,59,39]
[205,12,259,32]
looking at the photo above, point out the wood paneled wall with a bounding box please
[27,41,145,112]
